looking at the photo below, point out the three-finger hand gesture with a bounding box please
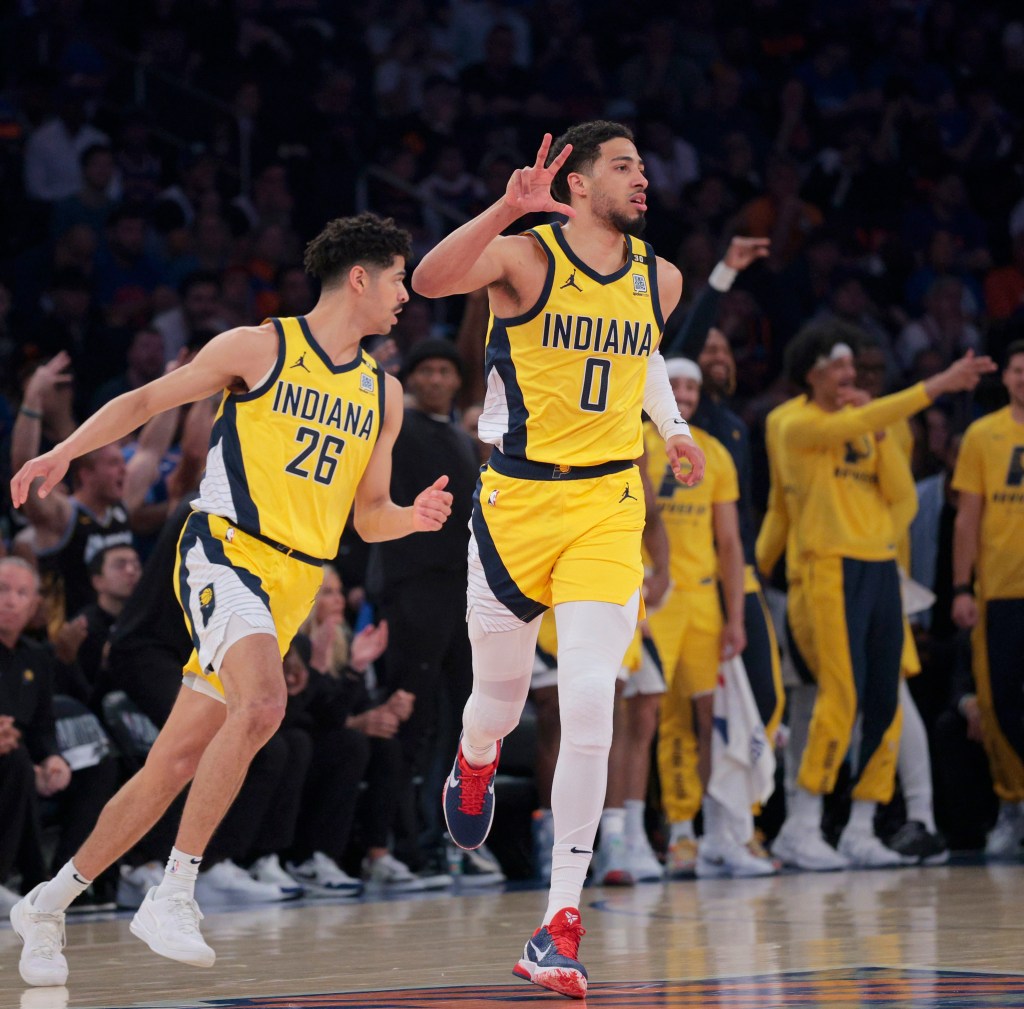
[412,475,453,532]
[504,133,576,219]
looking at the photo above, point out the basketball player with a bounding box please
[9,213,453,987]
[413,122,704,999]
[951,340,1024,856]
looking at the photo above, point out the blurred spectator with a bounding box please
[985,227,1024,321]
[460,24,533,122]
[114,112,162,206]
[90,327,166,413]
[896,276,983,375]
[640,119,700,214]
[152,271,226,362]
[93,203,166,330]
[50,144,117,241]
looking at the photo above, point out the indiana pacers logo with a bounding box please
[560,269,583,292]
[199,584,216,626]
[1006,446,1024,486]
[844,436,872,464]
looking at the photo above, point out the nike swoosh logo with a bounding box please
[530,940,553,962]
[570,847,593,855]
[72,873,87,885]
[190,858,203,864]
[448,772,461,790]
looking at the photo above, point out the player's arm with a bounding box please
[413,132,575,299]
[11,325,277,508]
[713,500,747,659]
[353,374,453,542]
[755,415,788,578]
[876,431,918,535]
[951,490,983,629]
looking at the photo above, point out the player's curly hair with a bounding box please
[303,213,412,289]
[547,120,635,205]
[784,319,869,390]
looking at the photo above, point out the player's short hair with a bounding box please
[303,213,412,290]
[1005,340,1024,368]
[547,121,635,205]
[785,320,867,390]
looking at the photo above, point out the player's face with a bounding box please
[1004,354,1024,409]
[669,376,701,422]
[369,257,409,335]
[588,138,648,238]
[855,347,887,398]
[0,564,39,640]
[698,328,735,396]
[810,351,856,406]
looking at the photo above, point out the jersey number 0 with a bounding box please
[580,358,611,413]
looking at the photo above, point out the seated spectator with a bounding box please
[151,271,226,363]
[93,203,167,331]
[50,144,117,242]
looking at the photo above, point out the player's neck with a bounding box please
[811,389,839,413]
[302,299,365,364]
[560,216,628,273]
[1010,401,1024,425]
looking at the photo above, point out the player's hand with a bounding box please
[723,237,770,271]
[643,568,670,610]
[836,387,872,408]
[504,133,576,219]
[412,475,453,532]
[53,615,88,664]
[0,715,21,756]
[951,593,979,630]
[350,619,389,671]
[666,434,705,487]
[720,620,747,660]
[932,350,997,396]
[11,446,72,508]
[961,695,984,743]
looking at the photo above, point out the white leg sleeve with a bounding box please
[461,609,541,764]
[545,591,639,921]
[898,677,936,831]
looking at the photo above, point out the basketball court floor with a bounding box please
[2,862,1023,1008]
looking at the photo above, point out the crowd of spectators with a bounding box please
[2,0,1024,908]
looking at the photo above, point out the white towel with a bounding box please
[708,655,776,820]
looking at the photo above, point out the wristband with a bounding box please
[19,405,43,420]
[708,262,738,292]
[952,584,974,598]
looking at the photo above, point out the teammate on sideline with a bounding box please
[413,121,704,999]
[9,213,453,987]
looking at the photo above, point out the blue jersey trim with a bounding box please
[642,239,665,332]
[471,480,547,623]
[212,399,261,532]
[232,319,286,402]
[373,358,386,445]
[490,230,555,328]
[484,321,530,458]
[298,316,363,374]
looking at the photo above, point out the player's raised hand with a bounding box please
[930,349,997,396]
[723,236,770,271]
[412,474,453,531]
[11,446,71,508]
[666,434,705,487]
[504,133,576,218]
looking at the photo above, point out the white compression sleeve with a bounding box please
[644,351,691,441]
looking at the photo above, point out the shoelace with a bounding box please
[547,917,586,961]
[26,911,65,959]
[167,892,205,936]
[457,755,492,816]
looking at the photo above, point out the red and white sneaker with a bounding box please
[513,906,588,999]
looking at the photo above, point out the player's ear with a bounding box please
[348,264,368,292]
[567,171,587,198]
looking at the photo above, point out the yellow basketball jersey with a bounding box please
[478,223,663,467]
[193,316,384,560]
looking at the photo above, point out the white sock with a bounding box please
[846,799,875,835]
[155,846,202,900]
[600,807,626,839]
[898,679,936,832]
[33,859,92,913]
[544,594,639,925]
[788,786,823,829]
[624,799,646,844]
[702,794,725,841]
[669,819,695,843]
[462,612,540,768]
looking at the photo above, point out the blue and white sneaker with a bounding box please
[513,906,588,999]
[443,739,501,851]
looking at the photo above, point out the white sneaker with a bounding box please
[249,854,304,898]
[625,836,664,882]
[459,845,506,887]
[10,883,68,987]
[195,859,292,905]
[285,852,363,897]
[986,803,1024,857]
[772,823,849,871]
[838,829,912,868]
[363,853,449,892]
[129,887,215,967]
[595,834,634,886]
[697,835,779,878]
[116,861,164,909]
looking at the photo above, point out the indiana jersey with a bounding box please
[478,222,663,466]
[952,406,1024,600]
[193,316,384,560]
[643,423,738,589]
[780,385,927,562]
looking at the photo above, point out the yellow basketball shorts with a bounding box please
[467,450,645,631]
[647,585,722,698]
[174,510,324,700]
